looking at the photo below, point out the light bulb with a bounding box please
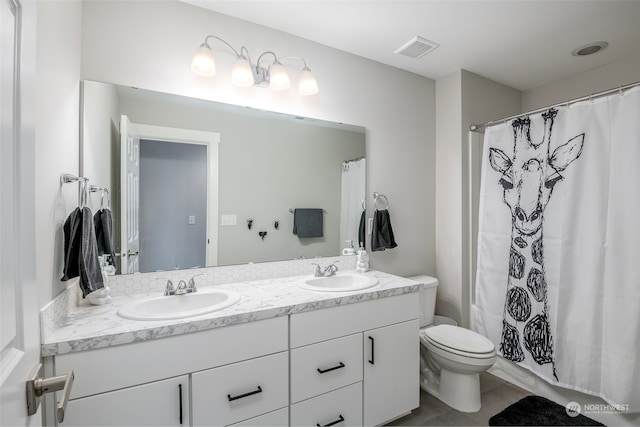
[298,67,318,96]
[231,56,255,87]
[191,43,216,77]
[269,62,291,91]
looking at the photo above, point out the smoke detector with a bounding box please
[571,41,608,57]
[394,36,439,59]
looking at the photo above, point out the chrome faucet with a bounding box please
[311,261,339,277]
[163,274,202,296]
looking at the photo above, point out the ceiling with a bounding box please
[182,1,640,91]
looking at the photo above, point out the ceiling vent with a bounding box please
[394,36,439,59]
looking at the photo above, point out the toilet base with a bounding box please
[439,369,481,413]
[420,367,482,413]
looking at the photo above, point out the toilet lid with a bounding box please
[422,324,495,354]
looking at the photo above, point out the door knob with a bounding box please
[26,363,74,423]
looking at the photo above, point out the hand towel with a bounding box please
[94,208,116,265]
[61,207,105,298]
[292,208,324,238]
[358,210,366,249]
[371,209,398,251]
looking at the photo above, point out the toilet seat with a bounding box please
[420,325,495,359]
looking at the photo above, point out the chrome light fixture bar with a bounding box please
[191,35,319,96]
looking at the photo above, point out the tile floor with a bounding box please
[387,372,531,426]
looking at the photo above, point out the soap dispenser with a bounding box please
[342,240,356,256]
[356,244,369,273]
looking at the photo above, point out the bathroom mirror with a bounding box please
[81,80,366,274]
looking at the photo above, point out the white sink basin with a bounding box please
[298,273,378,292]
[118,288,240,321]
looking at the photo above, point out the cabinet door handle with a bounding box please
[178,384,183,425]
[368,336,375,365]
[227,385,263,402]
[317,362,345,374]
[317,414,345,426]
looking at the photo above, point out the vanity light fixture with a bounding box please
[191,35,318,96]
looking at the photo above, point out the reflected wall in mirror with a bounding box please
[81,81,366,275]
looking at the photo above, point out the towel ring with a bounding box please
[373,192,389,210]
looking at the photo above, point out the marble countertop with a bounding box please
[41,270,422,357]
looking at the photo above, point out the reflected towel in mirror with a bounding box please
[292,208,324,238]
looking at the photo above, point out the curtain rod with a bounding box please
[470,80,640,131]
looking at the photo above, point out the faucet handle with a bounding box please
[188,274,203,292]
[163,279,175,296]
[311,263,322,277]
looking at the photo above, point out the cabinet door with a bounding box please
[363,319,419,426]
[63,375,189,426]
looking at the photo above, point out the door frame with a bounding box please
[134,124,220,267]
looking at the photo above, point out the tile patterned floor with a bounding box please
[387,372,531,426]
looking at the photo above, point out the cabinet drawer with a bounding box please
[291,293,419,347]
[290,382,363,427]
[291,333,362,403]
[228,407,288,426]
[192,351,288,426]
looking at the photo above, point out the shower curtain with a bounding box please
[340,158,366,249]
[474,86,640,411]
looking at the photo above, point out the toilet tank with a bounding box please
[407,275,438,327]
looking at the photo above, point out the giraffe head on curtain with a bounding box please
[488,109,585,236]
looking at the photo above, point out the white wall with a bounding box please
[79,0,436,278]
[35,0,82,307]
[522,54,640,111]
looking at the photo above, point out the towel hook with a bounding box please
[373,192,389,210]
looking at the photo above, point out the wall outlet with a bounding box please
[221,214,237,226]
[188,215,196,225]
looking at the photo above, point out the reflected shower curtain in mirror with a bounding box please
[473,86,640,412]
[340,158,366,249]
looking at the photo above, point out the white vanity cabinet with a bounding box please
[290,292,420,427]
[52,316,287,426]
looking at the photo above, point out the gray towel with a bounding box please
[371,209,398,251]
[292,208,323,238]
[62,207,105,298]
[94,208,116,265]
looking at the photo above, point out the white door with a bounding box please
[0,0,42,425]
[120,115,140,274]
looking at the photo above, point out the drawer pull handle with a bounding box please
[227,385,263,402]
[368,336,375,365]
[317,362,345,374]
[317,414,345,427]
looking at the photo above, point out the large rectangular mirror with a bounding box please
[81,80,366,275]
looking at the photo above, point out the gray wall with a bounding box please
[139,140,207,272]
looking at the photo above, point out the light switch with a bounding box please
[188,215,196,225]
[221,214,237,226]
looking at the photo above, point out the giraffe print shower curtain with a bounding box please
[473,86,640,412]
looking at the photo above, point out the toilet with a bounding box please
[409,275,496,413]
